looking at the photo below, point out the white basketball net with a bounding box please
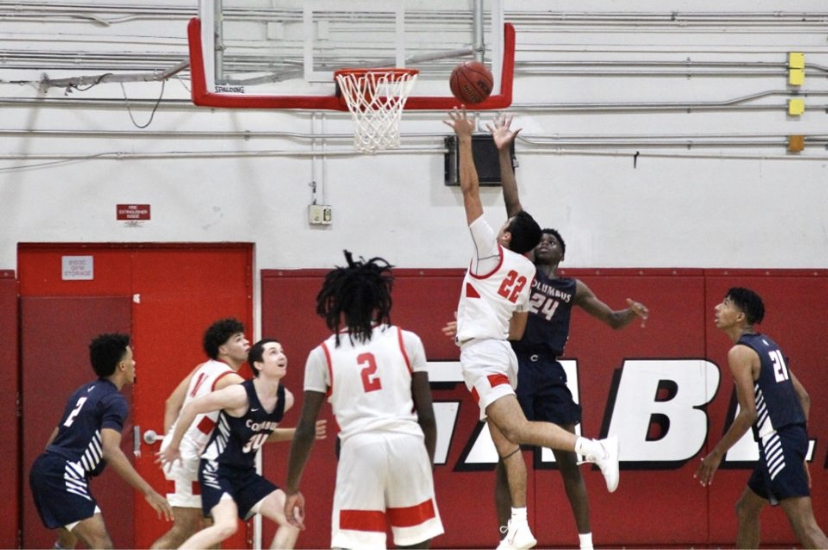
[335,69,419,153]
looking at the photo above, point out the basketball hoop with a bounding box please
[334,68,419,153]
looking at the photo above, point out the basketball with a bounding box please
[450,61,494,104]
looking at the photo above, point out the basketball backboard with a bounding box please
[188,0,513,110]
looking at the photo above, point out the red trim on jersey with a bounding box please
[396,327,413,374]
[468,244,505,280]
[196,416,216,435]
[387,499,437,527]
[339,509,386,532]
[211,369,235,391]
[321,342,334,398]
[464,282,481,299]
[192,480,201,496]
[471,387,480,404]
[487,373,510,388]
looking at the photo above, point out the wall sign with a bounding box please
[61,256,93,280]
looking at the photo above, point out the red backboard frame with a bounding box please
[186,17,514,111]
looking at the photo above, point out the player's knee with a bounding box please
[734,496,754,522]
[211,518,238,539]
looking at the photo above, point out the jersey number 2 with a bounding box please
[497,270,528,303]
[63,397,88,428]
[358,353,382,393]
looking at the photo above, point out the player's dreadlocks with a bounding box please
[316,250,395,346]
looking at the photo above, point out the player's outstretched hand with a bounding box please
[626,298,649,328]
[693,451,722,487]
[285,491,307,530]
[146,490,174,521]
[155,445,181,472]
[486,113,521,151]
[314,419,328,440]
[443,107,475,138]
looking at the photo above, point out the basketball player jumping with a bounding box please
[443,107,619,550]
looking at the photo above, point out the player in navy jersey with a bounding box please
[695,287,827,548]
[489,113,649,550]
[29,333,172,549]
[158,338,322,549]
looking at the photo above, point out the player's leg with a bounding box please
[150,507,203,549]
[734,486,765,549]
[71,513,114,549]
[494,460,511,533]
[488,416,535,550]
[553,427,590,533]
[151,459,204,549]
[180,496,239,549]
[779,495,828,548]
[255,489,300,550]
[54,527,77,549]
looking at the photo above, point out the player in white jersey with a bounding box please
[284,251,443,549]
[151,318,250,549]
[445,108,620,550]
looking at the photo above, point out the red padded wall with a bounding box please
[0,271,19,549]
[261,268,828,549]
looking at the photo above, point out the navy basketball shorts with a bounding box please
[29,453,99,529]
[515,351,582,426]
[198,459,279,520]
[748,423,810,505]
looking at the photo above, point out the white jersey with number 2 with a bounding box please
[304,324,427,442]
[455,215,536,343]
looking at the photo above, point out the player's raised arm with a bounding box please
[156,383,248,467]
[487,113,523,218]
[444,107,483,225]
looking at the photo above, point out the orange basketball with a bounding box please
[450,61,494,104]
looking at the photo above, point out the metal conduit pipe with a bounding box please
[2,127,828,150]
[5,149,828,170]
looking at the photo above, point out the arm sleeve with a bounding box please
[303,346,330,394]
[468,216,502,276]
[100,393,129,433]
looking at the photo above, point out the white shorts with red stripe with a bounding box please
[161,456,201,508]
[332,431,444,549]
[460,338,518,420]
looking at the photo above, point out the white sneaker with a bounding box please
[496,520,537,550]
[592,436,620,493]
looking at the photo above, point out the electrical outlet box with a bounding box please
[308,204,333,225]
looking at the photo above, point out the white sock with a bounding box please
[579,533,594,550]
[511,506,528,523]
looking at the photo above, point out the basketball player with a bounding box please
[151,317,250,549]
[695,288,827,548]
[491,113,649,550]
[283,251,444,549]
[157,338,304,549]
[29,333,172,549]
[443,107,619,550]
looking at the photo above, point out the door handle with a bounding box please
[143,429,165,445]
[133,427,165,458]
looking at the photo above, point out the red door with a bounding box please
[18,244,253,549]
[21,296,134,549]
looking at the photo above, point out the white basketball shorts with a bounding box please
[332,431,444,549]
[460,338,518,420]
